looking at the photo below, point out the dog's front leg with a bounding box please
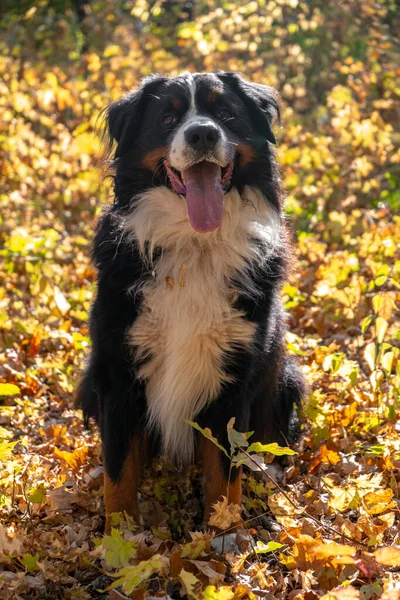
[103,435,142,533]
[199,435,242,527]
[100,377,147,533]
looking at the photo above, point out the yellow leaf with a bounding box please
[363,489,396,515]
[0,440,17,461]
[381,351,394,374]
[364,343,376,372]
[375,317,388,343]
[110,555,167,594]
[329,487,361,512]
[374,546,400,567]
[0,383,20,396]
[372,295,382,314]
[53,287,71,316]
[179,569,200,599]
[247,441,296,456]
[203,585,235,600]
[313,542,356,558]
[103,528,138,569]
[54,447,88,471]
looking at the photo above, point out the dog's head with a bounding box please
[105,72,280,232]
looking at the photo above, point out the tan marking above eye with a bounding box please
[172,97,183,109]
[207,88,224,103]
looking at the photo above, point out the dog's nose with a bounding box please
[184,122,221,152]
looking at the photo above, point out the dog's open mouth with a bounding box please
[164,160,234,233]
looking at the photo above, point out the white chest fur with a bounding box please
[123,186,279,463]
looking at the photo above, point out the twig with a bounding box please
[237,445,369,549]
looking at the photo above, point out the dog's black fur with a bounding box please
[77,71,306,519]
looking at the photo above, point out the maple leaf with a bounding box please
[0,525,24,556]
[179,568,200,598]
[110,555,167,594]
[54,446,89,471]
[208,497,241,530]
[21,553,40,573]
[103,528,138,569]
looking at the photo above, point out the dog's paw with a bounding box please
[211,529,252,554]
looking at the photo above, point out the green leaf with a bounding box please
[361,315,374,335]
[103,528,138,569]
[28,484,46,504]
[0,383,20,396]
[375,275,388,286]
[21,553,40,573]
[110,555,166,594]
[185,421,229,458]
[254,540,283,554]
[365,445,385,456]
[247,442,296,456]
[227,417,249,454]
[233,452,265,471]
[181,539,207,559]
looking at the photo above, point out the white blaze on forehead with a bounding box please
[169,75,231,172]
[186,73,197,114]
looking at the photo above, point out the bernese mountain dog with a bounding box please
[77,71,306,534]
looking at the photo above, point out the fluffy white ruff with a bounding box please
[123,185,281,464]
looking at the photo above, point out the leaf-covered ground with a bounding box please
[1,1,400,598]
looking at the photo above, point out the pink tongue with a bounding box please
[183,162,224,233]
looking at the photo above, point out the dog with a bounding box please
[77,71,306,533]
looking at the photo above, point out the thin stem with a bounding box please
[237,446,369,549]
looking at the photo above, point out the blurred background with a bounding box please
[0,3,400,598]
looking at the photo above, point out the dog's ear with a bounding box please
[217,72,279,145]
[103,75,167,158]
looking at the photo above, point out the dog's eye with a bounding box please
[161,114,176,126]
[218,108,233,121]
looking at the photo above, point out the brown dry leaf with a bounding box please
[191,559,226,585]
[47,486,77,512]
[208,496,241,530]
[268,492,301,518]
[0,525,24,556]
